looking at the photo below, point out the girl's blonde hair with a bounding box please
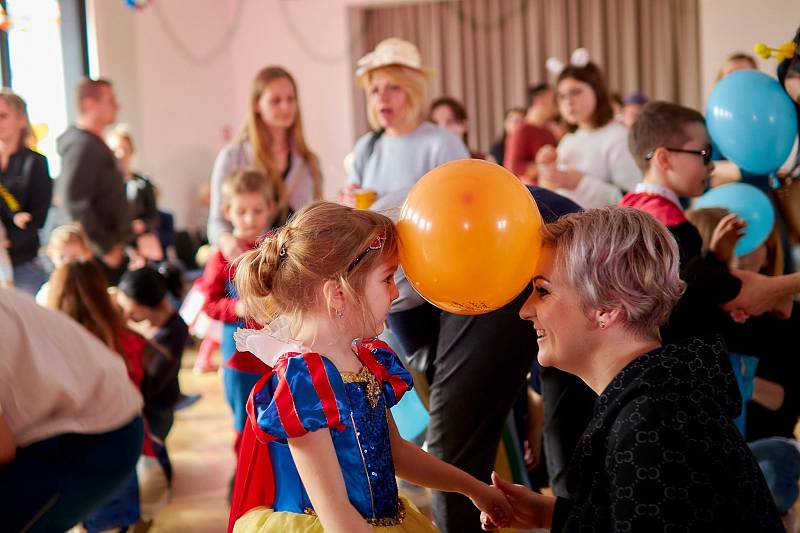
[363,65,427,132]
[235,201,397,337]
[0,89,33,149]
[47,223,91,254]
[240,67,322,218]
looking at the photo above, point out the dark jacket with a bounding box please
[127,172,159,231]
[552,336,783,532]
[0,148,52,265]
[56,126,130,254]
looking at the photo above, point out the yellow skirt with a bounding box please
[233,496,439,532]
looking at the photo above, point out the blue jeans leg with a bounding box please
[749,437,800,515]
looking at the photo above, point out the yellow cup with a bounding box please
[354,190,378,209]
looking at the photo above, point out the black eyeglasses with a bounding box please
[645,146,713,165]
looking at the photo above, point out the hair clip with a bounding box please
[755,41,798,61]
[347,231,387,272]
[279,245,287,257]
[545,48,590,75]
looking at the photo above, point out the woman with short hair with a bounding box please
[482,207,782,532]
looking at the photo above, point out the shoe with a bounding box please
[174,393,201,411]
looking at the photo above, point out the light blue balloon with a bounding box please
[379,328,428,440]
[706,70,797,175]
[694,183,775,257]
[391,388,429,440]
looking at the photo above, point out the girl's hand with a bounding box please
[710,213,745,265]
[469,482,512,530]
[534,145,557,165]
[481,472,554,530]
[540,168,583,191]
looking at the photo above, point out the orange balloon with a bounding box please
[398,159,543,315]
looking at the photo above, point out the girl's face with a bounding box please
[431,104,467,138]
[557,77,597,127]
[352,257,399,338]
[369,70,412,131]
[0,99,26,147]
[115,291,153,323]
[733,244,768,273]
[256,77,298,132]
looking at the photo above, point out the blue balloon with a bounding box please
[391,388,429,440]
[694,183,775,256]
[379,328,428,440]
[706,70,798,175]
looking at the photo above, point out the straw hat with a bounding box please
[355,38,436,86]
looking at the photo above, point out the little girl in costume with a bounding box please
[228,201,511,532]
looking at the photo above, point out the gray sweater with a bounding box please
[56,126,130,254]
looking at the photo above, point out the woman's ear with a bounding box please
[593,307,623,330]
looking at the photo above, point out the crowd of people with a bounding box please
[1,24,800,533]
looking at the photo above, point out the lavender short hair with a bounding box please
[542,207,685,340]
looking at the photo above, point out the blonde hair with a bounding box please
[0,89,33,150]
[221,169,276,209]
[687,207,783,276]
[542,207,685,340]
[47,223,91,256]
[107,123,135,152]
[235,201,397,337]
[363,65,427,131]
[240,67,322,218]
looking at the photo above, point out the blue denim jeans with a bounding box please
[749,437,800,515]
[13,257,47,296]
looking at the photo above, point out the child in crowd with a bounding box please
[621,101,800,349]
[117,266,200,440]
[47,260,170,531]
[201,170,276,458]
[688,206,800,530]
[36,223,93,305]
[228,201,512,532]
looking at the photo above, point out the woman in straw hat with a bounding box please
[345,38,469,203]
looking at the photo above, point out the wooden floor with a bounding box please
[151,351,234,533]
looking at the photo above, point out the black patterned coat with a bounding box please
[552,336,783,532]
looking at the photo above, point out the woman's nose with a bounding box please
[519,291,537,321]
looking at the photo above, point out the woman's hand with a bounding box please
[337,184,359,207]
[218,232,245,262]
[480,472,555,531]
[13,211,31,229]
[710,213,745,265]
[468,482,512,530]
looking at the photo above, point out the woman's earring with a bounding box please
[598,321,606,329]
[335,308,344,318]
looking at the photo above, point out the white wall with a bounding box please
[699,0,799,102]
[88,0,800,229]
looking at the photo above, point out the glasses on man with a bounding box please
[644,146,713,165]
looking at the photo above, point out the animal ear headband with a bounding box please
[754,41,797,62]
[546,48,590,75]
